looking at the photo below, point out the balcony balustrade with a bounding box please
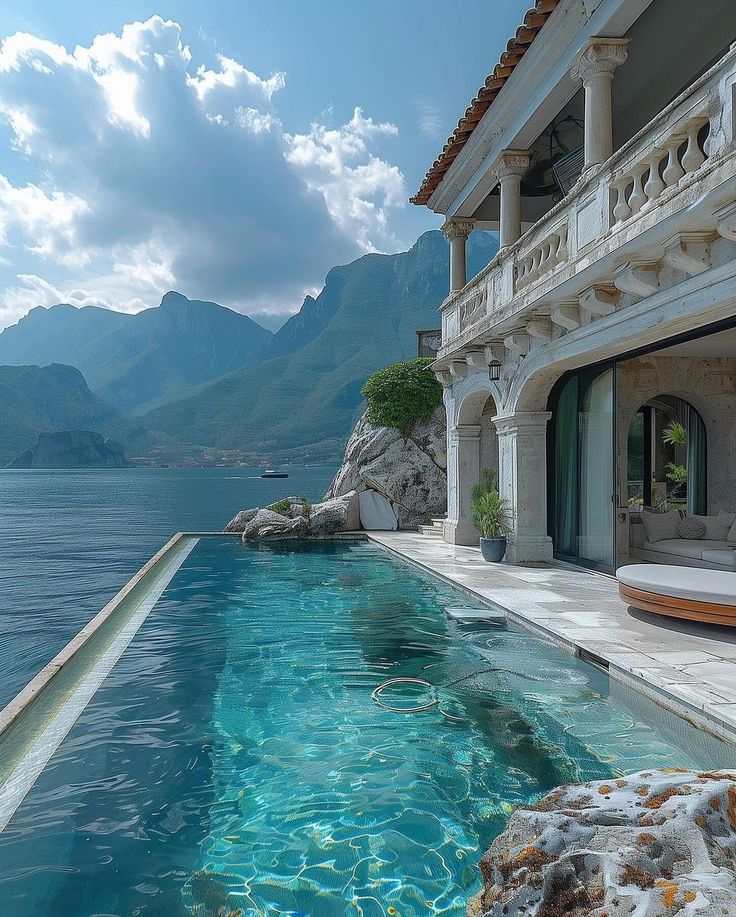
[439,45,736,358]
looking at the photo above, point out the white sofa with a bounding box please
[630,512,736,571]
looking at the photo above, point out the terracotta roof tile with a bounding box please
[410,0,561,205]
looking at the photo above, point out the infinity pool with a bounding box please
[0,537,730,915]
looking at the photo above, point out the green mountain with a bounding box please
[0,292,272,414]
[0,364,151,465]
[144,230,498,460]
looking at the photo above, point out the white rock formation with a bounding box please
[307,492,360,535]
[469,769,736,917]
[326,407,447,528]
[224,508,260,533]
[242,508,308,540]
[225,492,360,540]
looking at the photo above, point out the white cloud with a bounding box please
[286,107,406,252]
[0,16,407,327]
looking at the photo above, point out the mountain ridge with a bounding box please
[143,230,498,461]
[0,292,273,414]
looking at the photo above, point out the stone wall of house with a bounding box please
[616,355,736,564]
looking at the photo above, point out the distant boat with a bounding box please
[261,470,288,478]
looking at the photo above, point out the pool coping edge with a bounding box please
[365,533,736,750]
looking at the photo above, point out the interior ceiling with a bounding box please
[634,327,736,358]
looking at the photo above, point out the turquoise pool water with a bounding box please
[0,537,730,915]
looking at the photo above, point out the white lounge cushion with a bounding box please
[642,538,729,560]
[701,549,736,568]
[640,509,680,543]
[618,563,736,606]
[689,513,736,542]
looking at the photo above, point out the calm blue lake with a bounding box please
[0,465,338,709]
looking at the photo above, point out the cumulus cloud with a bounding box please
[0,16,407,327]
[286,108,406,253]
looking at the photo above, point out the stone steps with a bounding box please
[419,518,445,538]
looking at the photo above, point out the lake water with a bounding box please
[0,465,338,710]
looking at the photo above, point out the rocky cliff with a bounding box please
[8,430,130,468]
[325,407,447,529]
[469,768,736,916]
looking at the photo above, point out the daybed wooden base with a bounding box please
[619,583,736,627]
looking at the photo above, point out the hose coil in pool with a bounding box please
[371,677,438,713]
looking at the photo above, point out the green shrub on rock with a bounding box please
[361,358,442,437]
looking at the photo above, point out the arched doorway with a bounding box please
[627,394,707,514]
[447,389,499,544]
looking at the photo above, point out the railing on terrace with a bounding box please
[440,44,736,351]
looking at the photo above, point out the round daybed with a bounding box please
[617,564,736,626]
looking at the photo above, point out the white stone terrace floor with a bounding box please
[366,531,736,749]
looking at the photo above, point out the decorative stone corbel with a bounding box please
[434,370,453,387]
[465,350,489,370]
[613,262,659,298]
[662,233,711,276]
[715,202,736,241]
[550,303,581,331]
[579,286,617,317]
[448,360,468,380]
[504,332,530,356]
[483,343,505,365]
[526,318,553,342]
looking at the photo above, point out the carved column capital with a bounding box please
[441,218,475,241]
[571,37,629,83]
[496,149,530,181]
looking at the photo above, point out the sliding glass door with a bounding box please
[551,366,615,571]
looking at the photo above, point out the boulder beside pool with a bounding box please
[468,769,736,916]
[224,491,360,540]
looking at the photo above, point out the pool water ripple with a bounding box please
[0,537,730,916]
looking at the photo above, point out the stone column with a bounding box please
[493,412,553,563]
[497,151,530,249]
[571,38,629,170]
[442,218,475,292]
[444,424,481,545]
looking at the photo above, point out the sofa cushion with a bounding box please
[642,538,731,560]
[676,515,706,539]
[640,509,681,543]
[690,513,736,542]
[701,549,736,568]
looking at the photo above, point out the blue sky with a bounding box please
[0,1,528,329]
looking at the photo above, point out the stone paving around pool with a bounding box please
[366,532,736,748]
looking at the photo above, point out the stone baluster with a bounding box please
[628,164,648,214]
[643,152,666,201]
[612,178,632,224]
[661,136,686,187]
[681,119,707,173]
[556,224,568,261]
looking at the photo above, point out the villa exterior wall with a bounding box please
[425,2,736,564]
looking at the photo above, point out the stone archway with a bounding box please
[445,384,499,545]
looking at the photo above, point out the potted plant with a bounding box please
[471,469,511,562]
